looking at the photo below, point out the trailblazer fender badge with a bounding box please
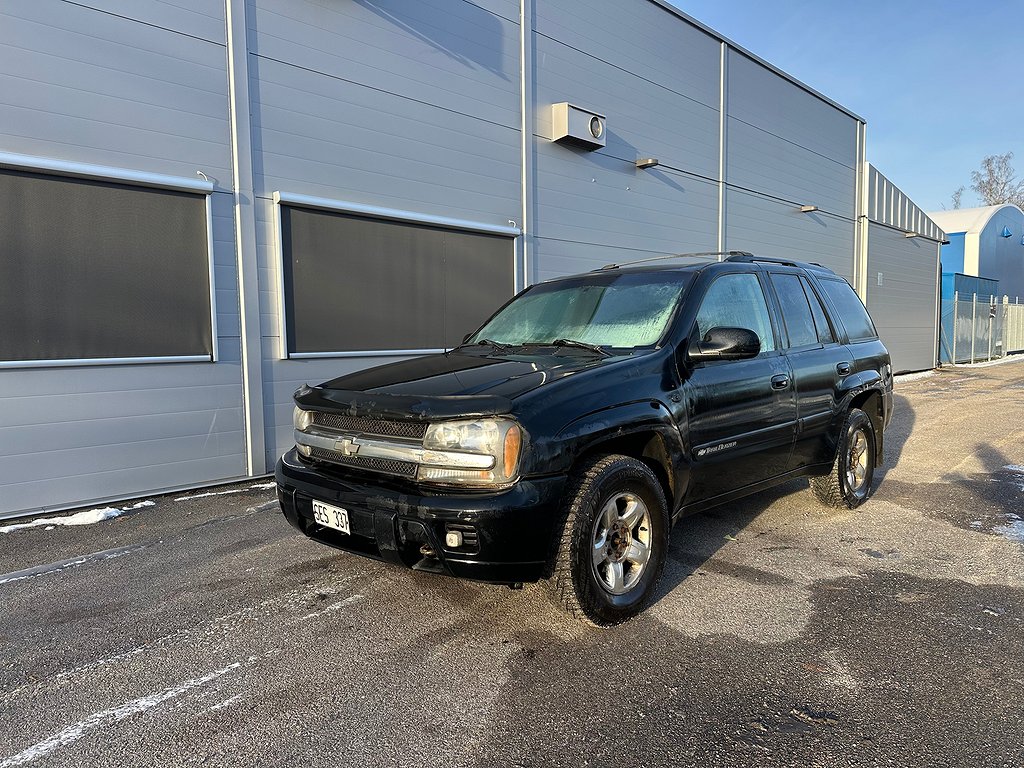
[696,441,737,458]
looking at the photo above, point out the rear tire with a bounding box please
[811,408,876,509]
[550,454,669,626]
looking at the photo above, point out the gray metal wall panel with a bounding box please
[532,141,720,259]
[0,1,247,517]
[249,0,521,129]
[865,222,939,373]
[725,188,855,280]
[0,361,247,515]
[536,0,722,110]
[465,0,520,20]
[866,165,944,240]
[61,0,226,42]
[0,1,231,181]
[249,56,521,224]
[534,237,717,283]
[728,50,858,169]
[726,119,856,216]
[534,34,720,179]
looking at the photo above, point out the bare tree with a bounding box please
[950,185,964,209]
[969,152,1024,208]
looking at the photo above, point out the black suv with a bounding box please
[276,253,893,625]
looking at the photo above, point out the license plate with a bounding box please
[311,499,350,535]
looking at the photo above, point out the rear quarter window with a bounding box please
[818,278,877,341]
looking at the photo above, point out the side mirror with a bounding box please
[687,327,761,362]
[462,333,473,343]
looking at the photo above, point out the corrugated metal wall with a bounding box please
[0,0,247,517]
[1,0,897,517]
[864,166,943,373]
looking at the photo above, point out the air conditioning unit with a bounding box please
[551,103,606,150]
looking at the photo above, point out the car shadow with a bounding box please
[875,392,914,484]
[649,479,809,606]
[649,393,917,606]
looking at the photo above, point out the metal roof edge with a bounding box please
[645,0,866,124]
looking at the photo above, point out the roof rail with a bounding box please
[598,251,753,270]
[723,254,829,270]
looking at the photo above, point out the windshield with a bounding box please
[468,271,692,350]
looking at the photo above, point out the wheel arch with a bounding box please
[849,389,885,466]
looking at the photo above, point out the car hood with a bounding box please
[294,351,625,421]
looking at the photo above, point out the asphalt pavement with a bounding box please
[1,359,1023,767]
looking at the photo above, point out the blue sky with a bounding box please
[668,1,1024,213]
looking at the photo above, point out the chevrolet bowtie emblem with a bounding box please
[335,436,361,457]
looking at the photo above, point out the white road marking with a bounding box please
[0,546,144,586]
[207,693,245,712]
[296,593,366,622]
[0,660,249,767]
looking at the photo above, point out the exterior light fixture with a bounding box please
[904,232,919,238]
[636,158,660,169]
[799,205,818,213]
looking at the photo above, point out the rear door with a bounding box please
[681,271,798,501]
[766,270,845,469]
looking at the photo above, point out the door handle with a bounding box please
[771,374,790,390]
[836,362,852,376]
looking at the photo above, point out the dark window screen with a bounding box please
[770,273,818,348]
[281,206,514,353]
[801,277,835,344]
[0,169,212,362]
[819,278,877,341]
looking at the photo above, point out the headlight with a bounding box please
[418,418,524,487]
[293,406,314,431]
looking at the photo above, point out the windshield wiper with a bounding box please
[456,338,516,354]
[551,338,611,357]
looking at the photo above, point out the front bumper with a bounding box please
[275,448,567,584]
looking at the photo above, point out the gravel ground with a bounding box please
[1,359,1022,767]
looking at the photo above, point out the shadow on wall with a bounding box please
[354,0,510,82]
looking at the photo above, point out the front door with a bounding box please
[681,271,798,502]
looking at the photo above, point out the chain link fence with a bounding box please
[940,293,1024,364]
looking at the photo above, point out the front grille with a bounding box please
[311,412,427,440]
[309,447,417,478]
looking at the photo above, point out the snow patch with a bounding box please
[894,370,935,383]
[174,482,276,502]
[1004,465,1024,474]
[0,500,153,534]
[950,354,1024,369]
[995,514,1024,542]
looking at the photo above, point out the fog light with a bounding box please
[445,530,464,548]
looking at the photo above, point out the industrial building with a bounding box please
[929,204,1024,300]
[0,0,943,518]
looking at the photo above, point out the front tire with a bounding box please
[550,454,669,626]
[811,408,876,509]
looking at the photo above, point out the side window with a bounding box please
[801,277,835,344]
[694,273,775,354]
[819,278,878,341]
[770,273,818,348]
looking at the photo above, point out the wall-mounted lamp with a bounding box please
[904,232,919,239]
[799,205,818,213]
[636,158,660,169]
[941,239,951,245]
